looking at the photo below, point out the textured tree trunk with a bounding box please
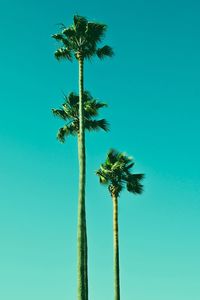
[77,55,88,300]
[113,195,120,300]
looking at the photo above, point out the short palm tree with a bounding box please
[52,91,109,142]
[96,149,144,300]
[52,15,113,300]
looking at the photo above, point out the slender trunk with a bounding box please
[77,55,88,300]
[84,199,88,300]
[112,195,120,300]
[77,132,88,300]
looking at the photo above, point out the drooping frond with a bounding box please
[66,92,79,106]
[57,123,77,143]
[126,180,144,194]
[86,22,107,43]
[129,173,145,181]
[57,127,66,143]
[62,27,76,39]
[54,48,73,61]
[84,100,107,118]
[52,33,64,42]
[85,119,109,132]
[52,108,68,121]
[96,169,109,184]
[96,45,114,59]
[52,33,70,47]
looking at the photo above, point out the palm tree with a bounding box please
[52,91,109,141]
[52,15,113,300]
[96,149,144,300]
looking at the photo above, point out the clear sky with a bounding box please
[0,0,200,299]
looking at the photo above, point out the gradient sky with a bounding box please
[0,0,200,299]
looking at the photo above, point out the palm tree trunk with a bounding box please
[83,201,88,300]
[112,195,120,300]
[77,54,88,300]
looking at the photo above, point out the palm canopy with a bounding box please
[52,15,114,60]
[96,149,144,198]
[52,91,109,142]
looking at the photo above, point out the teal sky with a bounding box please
[1,0,200,299]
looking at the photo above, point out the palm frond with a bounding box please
[85,119,109,132]
[82,91,92,102]
[125,162,135,171]
[96,45,114,59]
[73,15,87,34]
[112,161,125,172]
[96,170,109,185]
[52,108,68,121]
[84,100,107,117]
[126,174,144,194]
[67,92,79,106]
[52,33,68,46]
[107,149,119,164]
[62,27,76,39]
[132,174,145,180]
[57,127,66,143]
[118,153,132,165]
[54,48,73,61]
[83,46,97,59]
[86,22,107,43]
[126,173,145,181]
[62,103,78,119]
[57,123,77,143]
[52,33,64,41]
[66,123,78,135]
[126,181,144,194]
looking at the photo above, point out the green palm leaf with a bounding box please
[84,100,107,117]
[57,123,77,143]
[84,119,109,132]
[73,15,87,35]
[96,45,114,59]
[126,181,144,194]
[52,108,68,121]
[86,22,107,43]
[62,27,76,39]
[54,48,73,61]
[67,92,79,106]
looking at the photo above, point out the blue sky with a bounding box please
[0,0,200,299]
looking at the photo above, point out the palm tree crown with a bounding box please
[96,149,144,198]
[52,91,109,142]
[52,15,114,60]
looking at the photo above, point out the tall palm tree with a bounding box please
[96,149,144,300]
[52,91,109,141]
[52,15,113,300]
